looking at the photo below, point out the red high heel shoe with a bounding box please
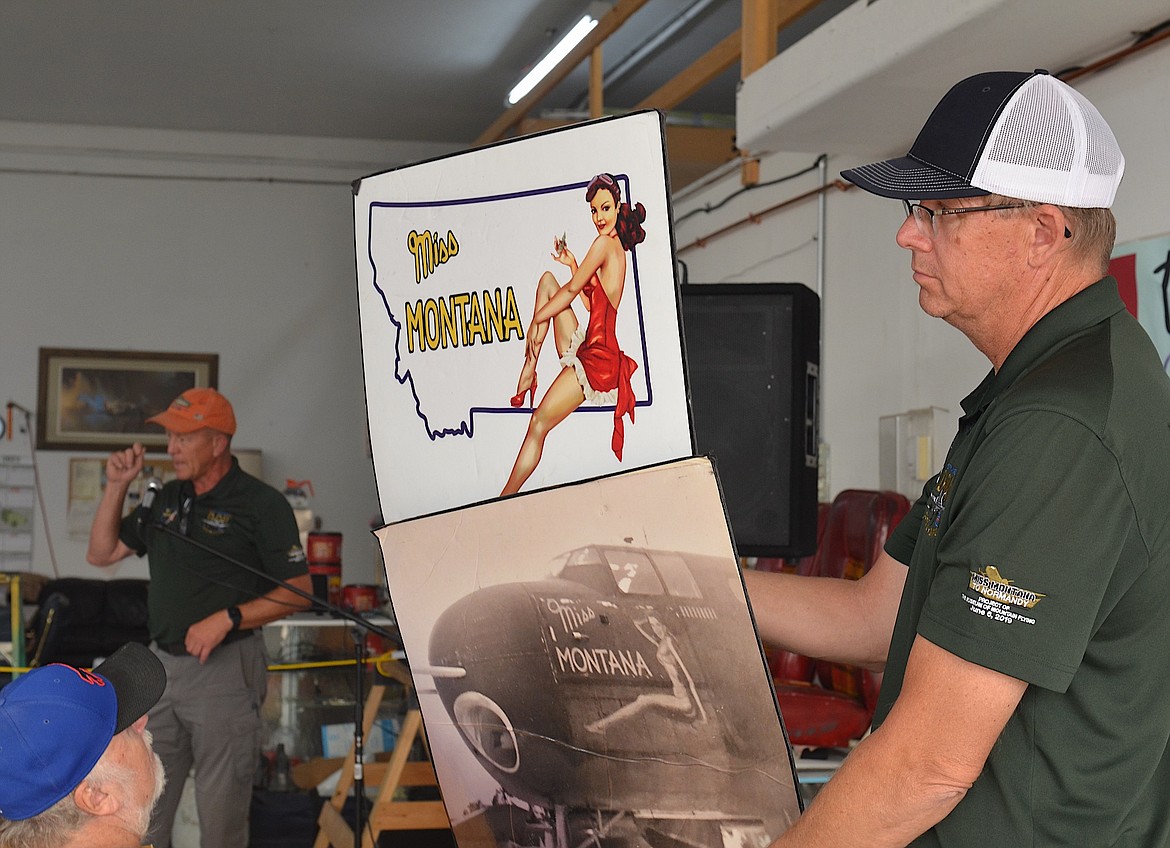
[510,371,537,408]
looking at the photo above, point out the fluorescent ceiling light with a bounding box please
[507,14,599,106]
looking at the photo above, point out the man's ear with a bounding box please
[211,431,230,458]
[73,780,119,817]
[1027,205,1069,267]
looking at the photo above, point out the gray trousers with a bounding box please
[146,634,267,848]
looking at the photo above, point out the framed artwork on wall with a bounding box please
[65,456,177,539]
[36,347,218,451]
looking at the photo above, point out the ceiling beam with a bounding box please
[739,0,824,183]
[636,29,741,110]
[636,0,826,114]
[590,45,604,118]
[742,0,778,76]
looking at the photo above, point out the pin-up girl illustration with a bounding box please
[501,172,647,496]
[585,614,706,734]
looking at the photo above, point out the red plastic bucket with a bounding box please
[307,532,342,606]
[307,531,342,563]
[342,584,378,613]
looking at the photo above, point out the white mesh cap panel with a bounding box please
[1080,90,1124,177]
[971,74,1124,207]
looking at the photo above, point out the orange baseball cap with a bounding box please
[147,387,237,435]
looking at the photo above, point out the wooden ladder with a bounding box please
[313,667,449,848]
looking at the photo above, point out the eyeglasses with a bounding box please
[902,200,1026,238]
[586,173,618,195]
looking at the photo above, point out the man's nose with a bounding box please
[896,215,931,251]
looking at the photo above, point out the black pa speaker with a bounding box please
[680,283,820,557]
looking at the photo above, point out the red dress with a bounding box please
[560,279,638,460]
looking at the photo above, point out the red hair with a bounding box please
[586,173,647,251]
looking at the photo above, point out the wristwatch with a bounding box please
[226,605,243,632]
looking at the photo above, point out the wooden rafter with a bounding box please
[635,0,825,113]
[636,29,741,111]
[742,0,778,77]
[590,45,604,118]
[478,0,827,186]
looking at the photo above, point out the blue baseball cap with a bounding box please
[0,642,166,821]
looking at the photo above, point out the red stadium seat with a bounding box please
[771,489,911,749]
[758,503,828,685]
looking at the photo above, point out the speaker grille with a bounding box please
[681,284,820,557]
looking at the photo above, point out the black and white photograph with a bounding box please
[377,457,802,848]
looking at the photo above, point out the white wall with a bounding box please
[3,41,1167,589]
[672,42,1170,499]
[0,122,454,586]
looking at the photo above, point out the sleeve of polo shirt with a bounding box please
[916,409,1129,693]
[884,485,930,566]
[117,510,148,556]
[253,487,309,579]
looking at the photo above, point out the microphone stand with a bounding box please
[150,520,398,844]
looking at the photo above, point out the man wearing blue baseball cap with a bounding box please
[0,642,168,848]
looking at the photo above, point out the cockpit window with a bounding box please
[545,550,574,576]
[564,547,604,569]
[650,551,702,598]
[550,547,615,592]
[602,549,664,595]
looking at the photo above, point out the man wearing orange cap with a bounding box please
[86,387,311,848]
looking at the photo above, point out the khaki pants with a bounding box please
[146,634,267,848]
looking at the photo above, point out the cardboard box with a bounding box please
[320,717,400,759]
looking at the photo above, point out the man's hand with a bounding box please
[86,443,146,568]
[105,442,146,487]
[184,609,234,664]
[181,576,312,663]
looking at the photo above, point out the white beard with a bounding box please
[124,731,168,838]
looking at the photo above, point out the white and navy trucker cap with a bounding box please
[841,70,1124,208]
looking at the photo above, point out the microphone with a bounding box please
[139,477,163,527]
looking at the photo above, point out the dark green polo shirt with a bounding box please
[881,278,1170,847]
[120,456,308,645]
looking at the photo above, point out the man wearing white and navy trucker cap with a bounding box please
[842,69,1124,207]
[747,70,1170,847]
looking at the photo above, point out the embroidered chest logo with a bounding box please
[201,510,233,536]
[922,464,956,537]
